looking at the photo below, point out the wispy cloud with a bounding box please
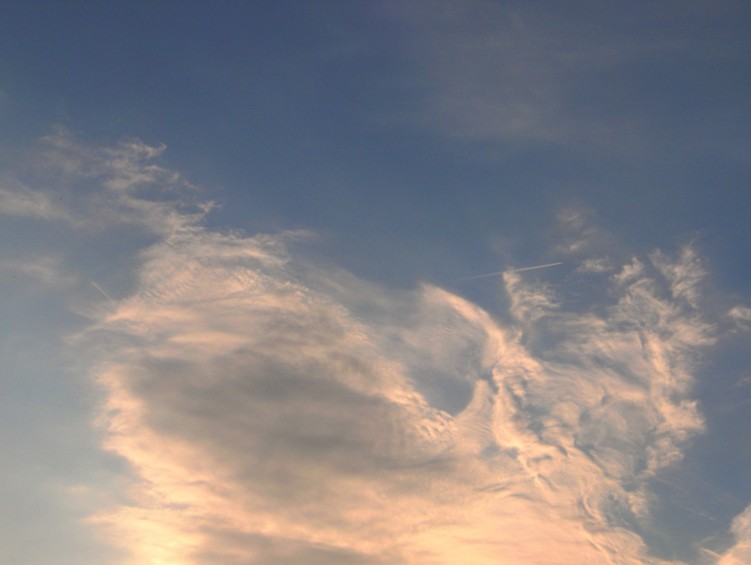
[79,226,719,563]
[503,270,558,324]
[381,1,749,158]
[1,130,211,236]
[0,254,76,287]
[717,504,751,564]
[577,257,614,274]
[727,305,751,332]
[10,135,736,564]
[651,247,706,309]
[0,182,73,222]
[385,2,697,152]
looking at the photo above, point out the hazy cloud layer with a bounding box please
[5,135,744,564]
[0,181,73,222]
[384,1,748,155]
[0,254,75,287]
[727,305,751,333]
[385,2,654,147]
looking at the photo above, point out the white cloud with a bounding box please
[386,2,688,151]
[717,504,751,565]
[1,130,211,235]
[12,134,731,564]
[651,247,706,309]
[503,270,558,323]
[76,221,718,564]
[577,257,614,274]
[0,181,73,222]
[727,305,751,332]
[551,207,619,259]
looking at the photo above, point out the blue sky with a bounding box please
[1,2,750,564]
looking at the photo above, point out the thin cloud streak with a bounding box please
[456,261,563,281]
[91,281,115,303]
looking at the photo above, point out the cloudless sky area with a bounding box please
[1,2,750,564]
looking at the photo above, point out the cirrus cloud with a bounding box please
[4,134,738,564]
[79,209,718,563]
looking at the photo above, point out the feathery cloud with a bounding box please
[0,182,73,222]
[79,227,716,564]
[727,305,751,332]
[13,134,735,564]
[1,130,211,236]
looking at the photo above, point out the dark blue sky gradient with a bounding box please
[2,2,749,293]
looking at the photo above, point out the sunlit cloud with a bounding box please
[727,305,751,332]
[717,504,751,565]
[577,257,614,274]
[0,134,729,564]
[83,229,718,564]
[384,2,696,152]
[0,130,212,236]
[55,143,727,563]
[651,247,706,310]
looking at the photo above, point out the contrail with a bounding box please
[456,262,563,282]
[508,261,563,274]
[91,281,115,303]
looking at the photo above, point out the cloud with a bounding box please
[717,504,751,565]
[651,247,706,309]
[0,254,76,287]
[0,181,73,222]
[1,130,212,235]
[13,134,732,564]
[577,257,614,274]
[727,305,751,332]
[503,270,558,323]
[551,207,620,258]
[384,1,697,151]
[78,230,719,563]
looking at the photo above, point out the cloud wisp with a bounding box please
[0,181,74,222]
[385,2,672,150]
[0,129,210,237]
[456,261,563,281]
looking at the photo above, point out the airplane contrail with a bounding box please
[91,281,115,303]
[456,262,563,281]
[508,261,563,273]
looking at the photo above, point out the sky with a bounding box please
[1,2,750,564]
